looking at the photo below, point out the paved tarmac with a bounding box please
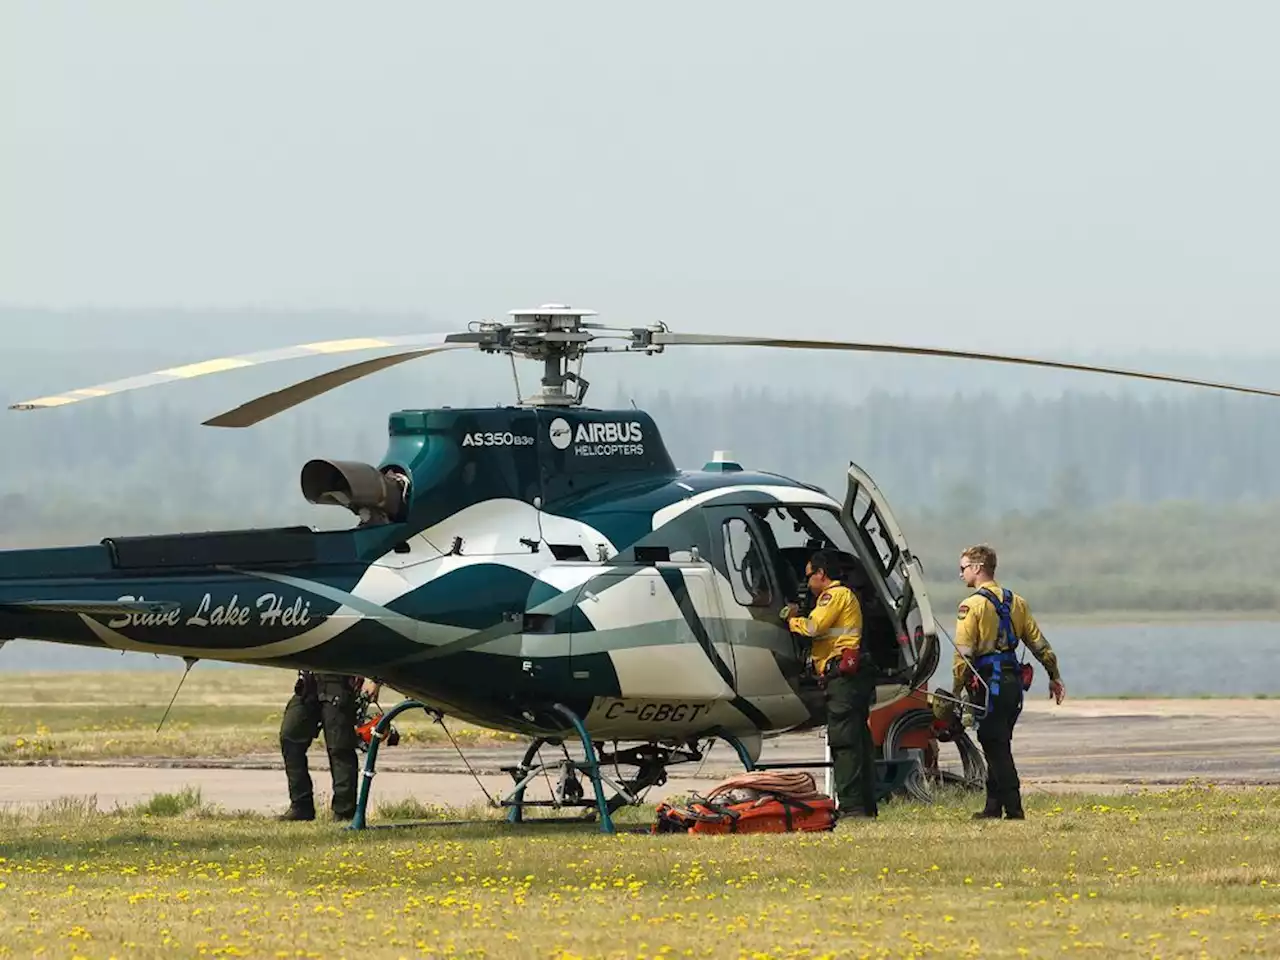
[1,699,1277,816]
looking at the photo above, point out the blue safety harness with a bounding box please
[972,587,1024,709]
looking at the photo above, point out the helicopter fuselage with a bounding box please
[0,405,938,759]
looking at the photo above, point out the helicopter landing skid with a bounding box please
[500,703,618,834]
[499,727,756,833]
[348,701,759,835]
[347,700,616,831]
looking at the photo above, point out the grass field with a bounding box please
[0,784,1276,958]
[2,671,1278,956]
[0,669,512,762]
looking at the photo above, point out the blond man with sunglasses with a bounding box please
[937,544,1065,819]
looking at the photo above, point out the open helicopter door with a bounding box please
[840,462,938,690]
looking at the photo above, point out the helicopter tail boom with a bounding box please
[0,530,350,667]
[0,580,189,655]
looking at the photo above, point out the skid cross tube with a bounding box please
[503,737,551,825]
[502,730,755,827]
[350,699,435,831]
[500,741,640,825]
[499,704,618,834]
[551,703,615,834]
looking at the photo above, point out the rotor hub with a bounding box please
[447,304,668,407]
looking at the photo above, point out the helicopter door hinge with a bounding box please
[449,536,464,556]
[519,537,540,553]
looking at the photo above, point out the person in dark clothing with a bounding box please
[278,671,380,821]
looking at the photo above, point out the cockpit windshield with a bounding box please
[748,503,863,596]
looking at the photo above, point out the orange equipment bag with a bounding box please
[652,771,837,835]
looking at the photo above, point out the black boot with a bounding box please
[1003,792,1026,819]
[973,792,1003,819]
[277,806,315,822]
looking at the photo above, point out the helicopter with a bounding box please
[4,304,1279,832]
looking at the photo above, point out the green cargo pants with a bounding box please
[824,669,878,816]
[279,672,359,819]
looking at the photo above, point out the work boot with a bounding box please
[1002,789,1025,819]
[843,807,877,819]
[277,806,315,822]
[972,796,1003,819]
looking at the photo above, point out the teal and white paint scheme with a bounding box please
[0,401,938,758]
[7,304,1276,825]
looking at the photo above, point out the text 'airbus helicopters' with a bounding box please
[4,305,1279,831]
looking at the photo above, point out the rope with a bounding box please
[704,770,826,802]
[691,737,713,780]
[427,708,497,806]
[926,616,988,714]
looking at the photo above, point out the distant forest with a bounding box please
[3,388,1279,613]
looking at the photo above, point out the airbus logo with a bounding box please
[549,417,572,450]
[572,420,645,457]
[574,421,642,444]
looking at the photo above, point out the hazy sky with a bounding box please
[3,2,1279,356]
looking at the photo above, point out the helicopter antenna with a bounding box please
[508,352,522,405]
[156,656,199,733]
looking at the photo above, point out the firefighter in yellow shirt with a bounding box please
[935,544,1066,819]
[779,550,877,820]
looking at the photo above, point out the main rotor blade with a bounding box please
[202,343,476,427]
[650,332,1280,399]
[7,332,464,412]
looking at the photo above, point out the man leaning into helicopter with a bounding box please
[779,550,878,821]
[278,671,383,821]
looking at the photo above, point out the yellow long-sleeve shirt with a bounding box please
[788,581,862,675]
[952,579,1061,698]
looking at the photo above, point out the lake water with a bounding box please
[2,620,1278,697]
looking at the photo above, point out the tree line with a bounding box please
[3,388,1279,612]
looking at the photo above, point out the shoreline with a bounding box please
[1024,609,1280,626]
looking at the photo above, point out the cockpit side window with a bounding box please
[722,518,772,607]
